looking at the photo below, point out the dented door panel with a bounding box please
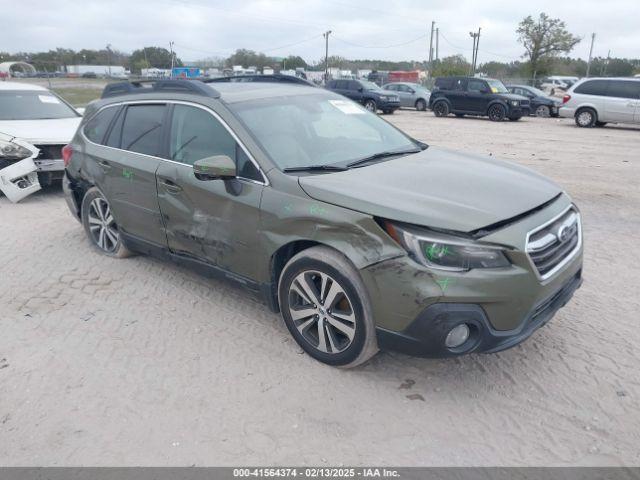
[156,161,264,280]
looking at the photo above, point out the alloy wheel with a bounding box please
[364,100,377,112]
[488,104,505,121]
[287,270,357,354]
[87,197,119,253]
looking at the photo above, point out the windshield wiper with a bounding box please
[283,164,348,173]
[346,148,421,168]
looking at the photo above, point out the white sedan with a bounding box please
[0,81,82,201]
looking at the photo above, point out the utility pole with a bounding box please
[428,21,435,79]
[435,28,439,61]
[468,31,477,75]
[602,49,611,76]
[169,41,175,78]
[586,33,596,77]
[323,30,332,83]
[474,27,481,73]
[106,44,112,77]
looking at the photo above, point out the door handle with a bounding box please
[97,160,111,171]
[160,179,183,193]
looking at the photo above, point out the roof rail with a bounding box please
[101,79,221,99]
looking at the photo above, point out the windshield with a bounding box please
[231,93,418,170]
[486,79,509,94]
[0,91,79,120]
[360,81,382,91]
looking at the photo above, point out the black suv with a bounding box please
[326,79,400,114]
[429,77,530,121]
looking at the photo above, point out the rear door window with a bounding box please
[120,104,166,157]
[574,80,610,96]
[607,81,640,99]
[84,106,119,144]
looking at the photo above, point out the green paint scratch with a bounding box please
[122,168,133,180]
[435,278,454,292]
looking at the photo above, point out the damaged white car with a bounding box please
[0,81,82,201]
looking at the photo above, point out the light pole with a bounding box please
[169,41,175,78]
[323,31,332,83]
[106,44,112,77]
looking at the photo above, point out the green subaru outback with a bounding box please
[62,79,583,367]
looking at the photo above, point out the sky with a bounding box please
[3,0,639,64]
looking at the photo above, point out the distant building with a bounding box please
[67,65,126,77]
[141,68,171,78]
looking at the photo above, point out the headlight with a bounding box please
[0,138,33,161]
[383,221,511,271]
[510,100,519,107]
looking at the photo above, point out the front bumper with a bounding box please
[376,269,582,357]
[376,99,401,110]
[359,194,583,357]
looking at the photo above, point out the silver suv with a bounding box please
[559,77,640,127]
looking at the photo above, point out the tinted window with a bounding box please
[169,104,262,181]
[385,84,397,91]
[120,104,166,157]
[335,80,348,89]
[574,80,609,96]
[607,80,640,99]
[468,80,486,92]
[84,107,118,144]
[105,107,125,148]
[349,81,362,91]
[435,78,453,90]
[0,91,79,120]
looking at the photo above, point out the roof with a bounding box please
[213,82,328,104]
[0,81,48,91]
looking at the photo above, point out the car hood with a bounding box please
[298,147,562,233]
[0,118,81,144]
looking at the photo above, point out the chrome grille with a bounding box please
[526,207,581,279]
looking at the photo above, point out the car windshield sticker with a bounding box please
[38,95,61,104]
[490,87,499,93]
[329,100,366,115]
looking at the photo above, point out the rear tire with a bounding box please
[432,100,449,117]
[278,246,378,368]
[488,103,506,121]
[575,108,597,128]
[81,187,133,258]
[535,105,551,117]
[455,113,465,118]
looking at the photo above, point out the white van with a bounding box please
[559,77,640,127]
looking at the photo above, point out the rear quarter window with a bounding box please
[607,80,640,99]
[574,80,609,96]
[83,106,119,144]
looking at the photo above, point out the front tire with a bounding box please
[509,114,522,121]
[81,187,133,258]
[432,100,450,117]
[363,99,377,112]
[488,104,506,121]
[278,246,378,368]
[382,109,394,115]
[575,108,597,128]
[415,99,427,111]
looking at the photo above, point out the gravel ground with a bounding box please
[0,111,639,466]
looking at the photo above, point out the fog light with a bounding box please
[445,324,470,348]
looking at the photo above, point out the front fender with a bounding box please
[258,186,405,281]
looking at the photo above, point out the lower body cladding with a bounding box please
[360,202,583,357]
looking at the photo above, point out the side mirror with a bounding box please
[481,88,491,94]
[76,107,86,115]
[408,89,415,94]
[193,155,236,181]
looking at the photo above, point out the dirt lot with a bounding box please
[0,112,639,466]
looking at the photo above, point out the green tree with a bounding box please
[282,55,307,70]
[225,49,272,70]
[517,13,581,78]
[130,47,181,72]
[431,55,470,77]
